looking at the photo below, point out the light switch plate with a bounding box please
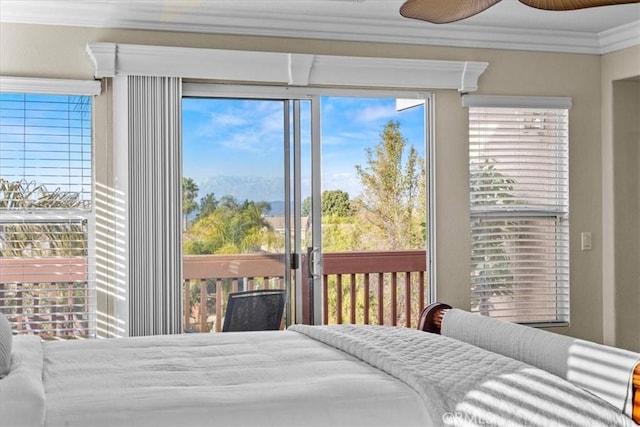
[581,232,592,251]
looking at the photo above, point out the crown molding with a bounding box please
[86,43,489,92]
[0,76,101,95]
[85,43,116,79]
[2,1,638,55]
[132,10,632,55]
[599,21,640,54]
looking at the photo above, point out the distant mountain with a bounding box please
[198,175,282,201]
[197,175,286,215]
[266,200,285,216]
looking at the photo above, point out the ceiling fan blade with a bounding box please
[399,0,502,24]
[519,0,640,11]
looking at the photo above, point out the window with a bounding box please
[0,86,96,338]
[463,95,570,325]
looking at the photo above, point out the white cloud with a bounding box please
[209,113,247,127]
[354,105,398,122]
[322,171,362,197]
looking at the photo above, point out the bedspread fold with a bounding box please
[289,324,635,427]
[441,308,640,419]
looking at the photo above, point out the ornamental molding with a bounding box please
[86,42,488,92]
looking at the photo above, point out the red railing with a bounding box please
[183,250,427,332]
[183,253,286,332]
[0,257,91,337]
[1,251,428,335]
[320,251,427,328]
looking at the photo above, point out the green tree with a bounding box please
[0,179,86,257]
[469,158,517,316]
[322,190,352,217]
[197,193,218,219]
[302,190,352,218]
[301,196,312,217]
[354,120,426,250]
[183,196,280,255]
[322,214,361,251]
[182,177,199,227]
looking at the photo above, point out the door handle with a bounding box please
[307,246,320,279]
[306,246,320,325]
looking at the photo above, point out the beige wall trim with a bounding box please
[85,42,489,92]
[0,76,101,95]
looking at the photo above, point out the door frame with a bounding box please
[182,83,436,324]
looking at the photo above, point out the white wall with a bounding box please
[1,22,636,345]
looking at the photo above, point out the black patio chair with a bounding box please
[222,289,285,332]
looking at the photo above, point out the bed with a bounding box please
[0,305,638,427]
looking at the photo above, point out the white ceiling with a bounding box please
[1,0,639,54]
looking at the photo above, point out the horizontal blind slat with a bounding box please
[469,104,569,324]
[0,91,94,338]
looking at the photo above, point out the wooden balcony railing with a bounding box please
[0,257,91,337]
[1,250,428,335]
[183,253,286,332]
[320,250,427,328]
[184,250,427,332]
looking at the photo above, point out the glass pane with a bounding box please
[0,92,94,338]
[182,98,288,332]
[319,96,427,327]
[0,93,92,205]
[0,221,92,337]
[470,216,569,323]
[468,105,569,324]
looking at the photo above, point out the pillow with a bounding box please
[0,314,12,378]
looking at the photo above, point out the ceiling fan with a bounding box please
[399,0,640,24]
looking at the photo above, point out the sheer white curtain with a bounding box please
[118,76,183,336]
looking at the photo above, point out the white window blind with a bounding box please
[464,95,570,325]
[0,91,95,338]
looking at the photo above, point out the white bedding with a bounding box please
[441,308,640,419]
[4,325,637,427]
[0,336,45,427]
[41,330,435,427]
[291,324,636,427]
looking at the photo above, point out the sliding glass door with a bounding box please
[181,96,317,331]
[181,85,432,331]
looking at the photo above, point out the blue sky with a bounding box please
[0,93,92,199]
[0,93,424,207]
[182,96,425,203]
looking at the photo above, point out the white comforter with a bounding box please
[291,324,636,427]
[3,325,636,427]
[40,329,435,427]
